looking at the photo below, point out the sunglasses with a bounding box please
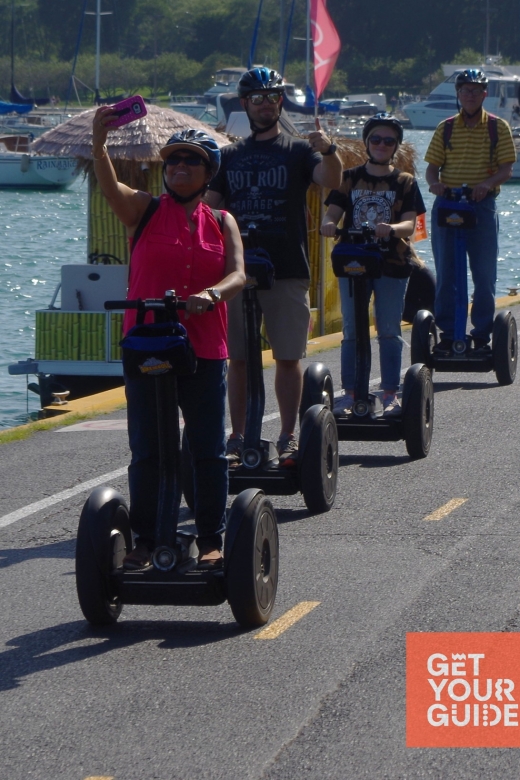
[458,87,485,96]
[247,92,282,105]
[165,154,206,167]
[369,135,397,147]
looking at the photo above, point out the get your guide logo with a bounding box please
[406,633,520,747]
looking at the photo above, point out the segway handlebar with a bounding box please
[335,223,383,244]
[442,185,473,201]
[104,293,213,312]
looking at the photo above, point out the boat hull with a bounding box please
[0,153,79,188]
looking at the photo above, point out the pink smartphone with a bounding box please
[105,95,147,128]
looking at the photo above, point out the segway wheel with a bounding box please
[75,487,131,625]
[181,429,195,512]
[298,406,338,514]
[493,311,517,386]
[225,489,279,628]
[402,365,434,460]
[299,363,334,423]
[411,310,437,368]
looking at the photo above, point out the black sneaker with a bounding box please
[472,338,491,354]
[433,338,453,355]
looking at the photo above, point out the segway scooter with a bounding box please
[75,292,279,629]
[411,186,517,385]
[301,224,434,460]
[225,225,338,514]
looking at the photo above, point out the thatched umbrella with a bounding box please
[31,103,230,161]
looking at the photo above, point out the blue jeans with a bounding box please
[431,195,498,341]
[339,275,408,393]
[125,358,228,551]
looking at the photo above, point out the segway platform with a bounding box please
[75,295,280,629]
[222,230,338,515]
[316,225,434,460]
[411,188,517,386]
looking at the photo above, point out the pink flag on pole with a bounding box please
[310,0,341,99]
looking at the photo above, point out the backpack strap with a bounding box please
[131,196,161,257]
[444,113,498,164]
[127,195,160,288]
[210,208,224,233]
[487,114,498,164]
[443,116,456,151]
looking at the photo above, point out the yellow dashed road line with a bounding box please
[423,498,468,522]
[255,601,321,639]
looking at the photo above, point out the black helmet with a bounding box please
[237,67,285,98]
[455,69,488,90]
[159,129,220,176]
[362,113,403,145]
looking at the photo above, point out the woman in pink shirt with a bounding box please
[92,112,245,570]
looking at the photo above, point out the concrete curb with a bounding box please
[3,295,520,438]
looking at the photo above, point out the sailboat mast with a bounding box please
[95,0,101,102]
[10,0,15,88]
[306,0,310,89]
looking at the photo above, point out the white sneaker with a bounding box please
[383,394,401,417]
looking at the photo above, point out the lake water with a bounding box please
[1,129,520,429]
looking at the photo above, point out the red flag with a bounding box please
[310,0,341,99]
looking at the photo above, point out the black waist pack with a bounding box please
[436,197,477,229]
[331,242,383,279]
[244,248,275,290]
[121,321,197,379]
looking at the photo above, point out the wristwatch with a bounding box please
[204,288,222,303]
[322,143,337,156]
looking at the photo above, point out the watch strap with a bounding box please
[322,143,337,156]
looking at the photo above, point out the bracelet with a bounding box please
[92,143,108,161]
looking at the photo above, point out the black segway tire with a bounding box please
[299,364,334,423]
[411,310,437,368]
[402,365,434,460]
[225,489,279,628]
[181,429,195,512]
[75,487,131,625]
[493,311,517,386]
[298,406,338,514]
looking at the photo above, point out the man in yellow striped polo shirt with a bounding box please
[425,69,516,354]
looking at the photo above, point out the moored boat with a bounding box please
[403,62,520,130]
[0,134,79,189]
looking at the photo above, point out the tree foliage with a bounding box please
[1,0,519,99]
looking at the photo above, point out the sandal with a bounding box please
[123,541,152,570]
[197,547,223,570]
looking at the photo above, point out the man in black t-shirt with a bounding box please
[206,67,342,467]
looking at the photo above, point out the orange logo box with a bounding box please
[407,633,520,747]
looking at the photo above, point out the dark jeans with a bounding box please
[431,195,498,342]
[125,358,228,551]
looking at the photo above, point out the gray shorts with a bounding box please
[227,278,311,361]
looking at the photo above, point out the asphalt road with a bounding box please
[1,325,520,780]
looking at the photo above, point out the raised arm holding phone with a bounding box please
[91,106,245,570]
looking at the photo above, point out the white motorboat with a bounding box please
[168,96,218,126]
[0,110,73,138]
[0,134,80,188]
[403,63,520,130]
